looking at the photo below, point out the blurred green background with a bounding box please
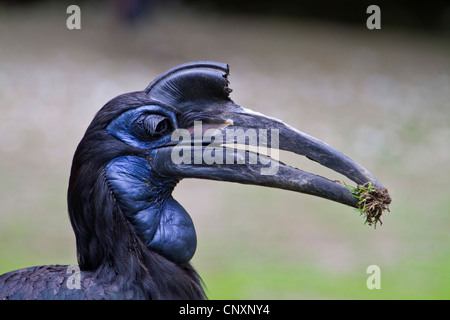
[0,0,449,299]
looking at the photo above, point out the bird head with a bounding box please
[68,61,390,271]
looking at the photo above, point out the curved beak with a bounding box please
[150,102,389,209]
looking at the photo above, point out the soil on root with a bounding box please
[345,182,392,228]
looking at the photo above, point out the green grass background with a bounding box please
[0,3,449,299]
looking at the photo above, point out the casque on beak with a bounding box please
[145,61,390,214]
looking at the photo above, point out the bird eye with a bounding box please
[136,114,172,139]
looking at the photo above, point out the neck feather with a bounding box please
[68,155,204,299]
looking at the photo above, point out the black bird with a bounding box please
[0,61,389,300]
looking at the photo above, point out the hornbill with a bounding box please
[0,61,390,300]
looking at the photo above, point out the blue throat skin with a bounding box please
[104,103,197,264]
[105,155,197,264]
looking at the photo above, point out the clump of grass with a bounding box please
[344,182,391,228]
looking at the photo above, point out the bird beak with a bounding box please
[150,103,389,209]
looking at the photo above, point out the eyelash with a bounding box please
[135,114,172,139]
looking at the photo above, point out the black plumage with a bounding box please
[1,92,205,300]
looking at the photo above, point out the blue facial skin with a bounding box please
[106,105,178,150]
[105,106,197,264]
